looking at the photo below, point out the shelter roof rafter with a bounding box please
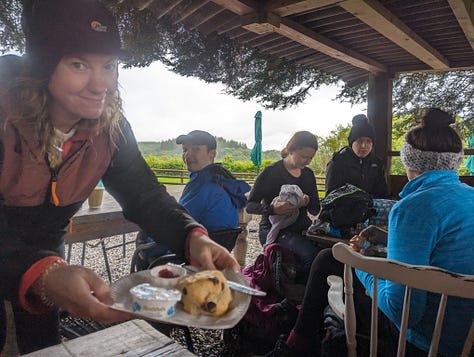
[447,0,474,50]
[340,0,450,69]
[138,0,474,83]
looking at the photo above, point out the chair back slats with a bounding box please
[332,243,474,298]
[461,320,474,357]
[343,264,357,357]
[331,243,474,357]
[429,294,447,356]
[397,286,411,357]
[370,277,378,357]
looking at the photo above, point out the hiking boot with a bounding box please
[265,335,294,357]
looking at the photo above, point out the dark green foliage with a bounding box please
[0,0,24,53]
[337,71,474,135]
[2,1,472,122]
[111,4,339,110]
[137,137,281,161]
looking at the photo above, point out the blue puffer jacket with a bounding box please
[356,170,474,356]
[179,164,251,232]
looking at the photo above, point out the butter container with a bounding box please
[129,283,181,318]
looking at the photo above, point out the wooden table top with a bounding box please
[72,191,125,222]
[23,319,195,356]
[305,231,349,247]
[65,192,139,244]
[72,186,183,225]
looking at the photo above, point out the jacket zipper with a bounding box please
[360,158,365,181]
[50,170,60,206]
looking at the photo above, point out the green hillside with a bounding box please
[138,137,281,161]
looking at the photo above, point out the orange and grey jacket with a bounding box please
[0,116,202,305]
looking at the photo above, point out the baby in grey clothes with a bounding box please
[266,184,305,245]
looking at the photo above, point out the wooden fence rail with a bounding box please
[151,168,326,195]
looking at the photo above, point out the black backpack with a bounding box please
[319,184,374,230]
[223,244,304,356]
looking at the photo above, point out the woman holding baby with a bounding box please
[245,131,321,277]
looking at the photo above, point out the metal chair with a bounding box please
[130,227,243,274]
[328,242,474,357]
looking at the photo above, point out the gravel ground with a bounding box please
[66,216,264,356]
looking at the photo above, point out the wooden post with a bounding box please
[232,209,252,267]
[367,73,393,190]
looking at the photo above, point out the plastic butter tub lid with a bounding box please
[130,283,181,301]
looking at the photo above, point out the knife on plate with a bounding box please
[226,280,266,296]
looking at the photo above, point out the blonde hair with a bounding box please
[5,76,122,169]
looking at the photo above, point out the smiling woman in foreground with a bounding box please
[0,0,238,354]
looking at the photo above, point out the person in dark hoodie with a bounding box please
[325,114,388,198]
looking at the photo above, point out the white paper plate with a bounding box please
[110,269,251,329]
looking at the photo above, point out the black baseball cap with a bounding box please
[24,0,129,78]
[176,130,217,150]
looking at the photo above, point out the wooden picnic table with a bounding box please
[66,186,184,245]
[23,319,195,356]
[65,191,139,245]
[65,186,250,278]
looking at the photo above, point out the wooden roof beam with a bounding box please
[210,0,258,15]
[340,0,450,70]
[266,0,342,17]
[447,0,474,51]
[277,17,386,72]
[145,0,184,20]
[173,0,211,25]
[132,0,157,11]
[189,7,226,31]
[241,10,386,72]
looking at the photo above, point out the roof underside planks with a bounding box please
[133,0,474,85]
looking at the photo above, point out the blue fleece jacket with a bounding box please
[356,170,474,356]
[179,164,250,232]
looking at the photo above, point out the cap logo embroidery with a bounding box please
[90,21,107,32]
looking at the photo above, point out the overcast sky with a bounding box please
[118,61,367,151]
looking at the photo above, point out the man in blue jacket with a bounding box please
[136,130,250,264]
[176,130,251,250]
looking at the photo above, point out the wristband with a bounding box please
[38,259,68,308]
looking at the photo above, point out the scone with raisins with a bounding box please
[176,270,232,316]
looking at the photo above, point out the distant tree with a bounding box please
[309,126,351,176]
[337,71,474,135]
[159,139,176,151]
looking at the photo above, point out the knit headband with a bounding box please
[400,141,464,172]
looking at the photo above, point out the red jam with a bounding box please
[158,268,177,278]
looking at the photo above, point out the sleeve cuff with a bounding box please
[185,227,208,265]
[19,256,67,314]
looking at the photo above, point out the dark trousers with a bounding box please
[11,302,60,354]
[258,231,322,283]
[294,248,427,356]
[0,301,5,353]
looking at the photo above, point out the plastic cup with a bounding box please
[88,187,104,208]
